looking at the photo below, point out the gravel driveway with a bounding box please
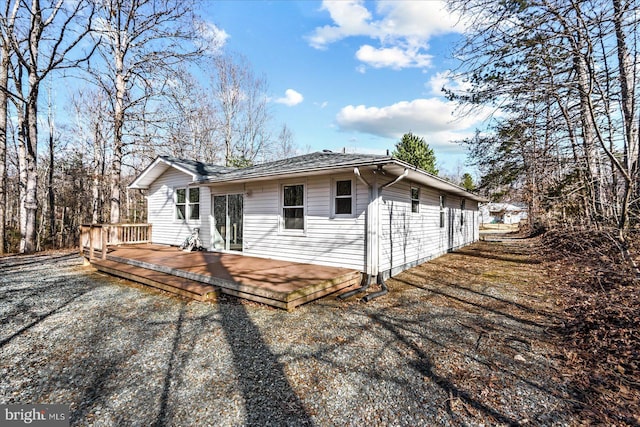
[0,241,574,426]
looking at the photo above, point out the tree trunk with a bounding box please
[22,76,39,253]
[0,38,8,254]
[110,50,125,224]
[48,90,55,244]
[91,121,102,223]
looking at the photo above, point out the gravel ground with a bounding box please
[0,241,575,426]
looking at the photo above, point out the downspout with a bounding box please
[339,167,374,299]
[340,167,409,302]
[362,168,409,302]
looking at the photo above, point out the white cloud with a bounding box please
[275,89,304,106]
[335,98,490,149]
[308,0,373,49]
[195,20,229,54]
[427,71,472,97]
[356,45,432,69]
[308,0,463,70]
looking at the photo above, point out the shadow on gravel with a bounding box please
[368,311,518,425]
[154,302,187,427]
[218,297,313,426]
[0,290,92,348]
[395,277,547,329]
[0,253,79,269]
[453,247,540,265]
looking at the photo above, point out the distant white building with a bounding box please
[480,203,528,225]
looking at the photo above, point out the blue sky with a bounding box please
[199,0,490,173]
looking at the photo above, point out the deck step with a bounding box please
[92,259,218,302]
[103,253,362,310]
[86,244,363,309]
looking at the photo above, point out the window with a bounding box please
[460,199,466,226]
[283,184,304,230]
[176,187,200,220]
[439,195,446,228]
[411,187,420,213]
[334,179,353,216]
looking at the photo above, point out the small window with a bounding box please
[411,187,420,213]
[439,195,446,228]
[176,189,186,220]
[283,184,304,230]
[175,187,200,221]
[460,199,466,226]
[188,188,200,220]
[335,179,353,215]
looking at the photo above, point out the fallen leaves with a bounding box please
[542,228,640,426]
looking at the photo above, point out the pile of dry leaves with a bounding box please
[541,228,640,426]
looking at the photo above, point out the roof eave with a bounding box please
[195,156,486,202]
[128,156,201,190]
[196,157,395,185]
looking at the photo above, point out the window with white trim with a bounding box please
[334,179,353,216]
[282,184,304,230]
[176,187,200,220]
[411,187,420,213]
[439,195,446,228]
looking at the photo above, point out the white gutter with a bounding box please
[380,168,409,190]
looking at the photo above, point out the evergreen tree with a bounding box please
[460,173,475,191]
[392,133,438,175]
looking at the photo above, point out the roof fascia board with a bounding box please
[128,157,200,190]
[129,157,166,189]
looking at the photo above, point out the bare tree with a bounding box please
[273,123,297,160]
[70,87,111,223]
[4,0,94,253]
[449,0,640,243]
[158,68,222,163]
[0,0,18,254]
[210,53,271,166]
[89,0,211,224]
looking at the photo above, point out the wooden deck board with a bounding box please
[92,259,218,302]
[87,244,361,309]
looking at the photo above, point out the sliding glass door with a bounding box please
[212,194,243,251]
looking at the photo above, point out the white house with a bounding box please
[479,202,529,225]
[129,152,485,285]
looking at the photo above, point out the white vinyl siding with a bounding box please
[145,164,480,276]
[242,174,367,271]
[379,181,478,276]
[146,168,211,248]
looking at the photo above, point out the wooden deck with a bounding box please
[87,244,362,310]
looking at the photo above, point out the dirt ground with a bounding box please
[0,236,609,426]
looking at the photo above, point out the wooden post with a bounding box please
[101,226,108,260]
[79,226,84,257]
[89,226,94,260]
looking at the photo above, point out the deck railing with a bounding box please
[80,223,152,260]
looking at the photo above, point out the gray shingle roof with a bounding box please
[204,151,392,182]
[158,155,236,178]
[131,151,486,201]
